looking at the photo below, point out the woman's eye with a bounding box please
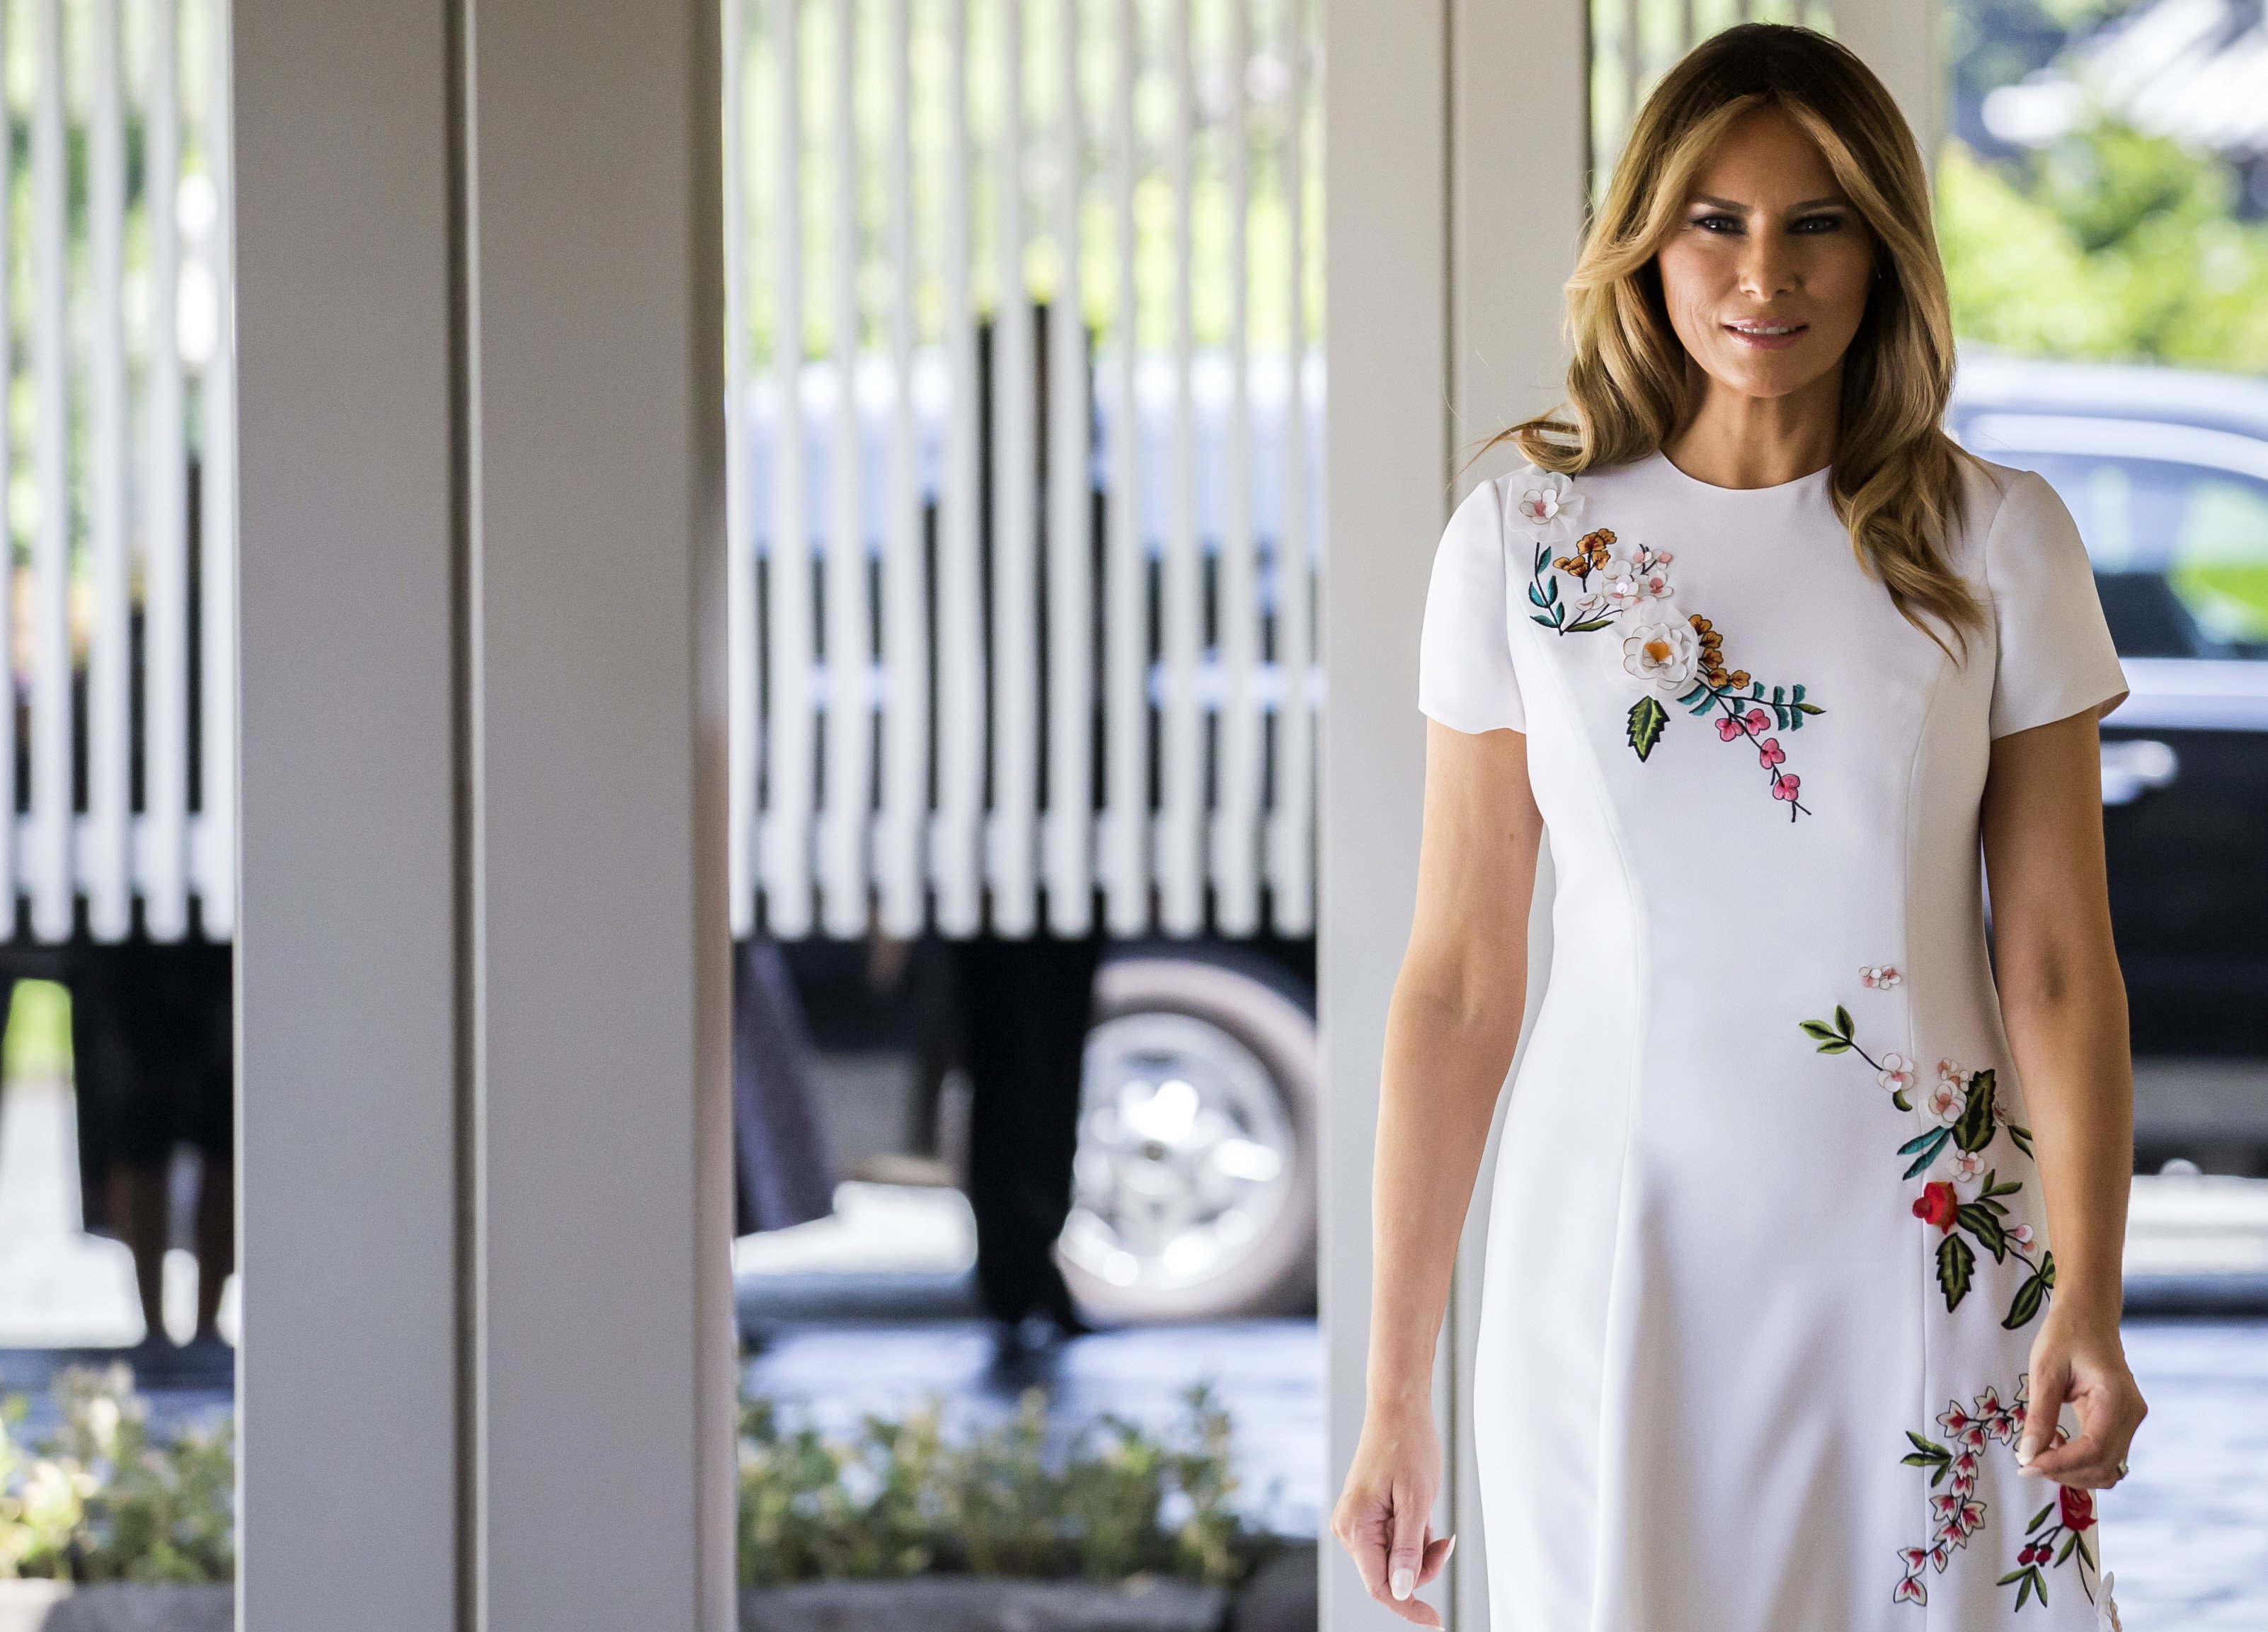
[1690,212,1743,234]
[1791,213,1846,234]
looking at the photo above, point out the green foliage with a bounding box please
[738,1383,1264,1589]
[0,1366,234,1583]
[1940,120,2268,373]
[8,1369,1270,1591]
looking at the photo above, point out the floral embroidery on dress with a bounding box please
[1800,1001,2055,1329]
[1512,467,1826,818]
[1895,1379,2107,1613]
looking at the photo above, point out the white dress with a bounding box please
[1417,451,2130,1631]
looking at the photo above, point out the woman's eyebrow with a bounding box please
[1686,193,1852,212]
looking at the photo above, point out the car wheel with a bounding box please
[1058,952,1317,1323]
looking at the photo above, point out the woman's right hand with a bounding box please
[1330,1400,1455,1627]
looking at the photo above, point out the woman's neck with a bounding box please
[1663,363,1841,490]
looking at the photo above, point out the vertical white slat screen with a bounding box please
[32,0,74,942]
[726,0,759,940]
[1101,0,1146,939]
[200,0,241,939]
[763,0,818,938]
[1157,0,1201,936]
[0,6,11,913]
[987,0,1039,936]
[728,0,1323,943]
[1267,0,1312,935]
[1211,0,1258,936]
[877,0,928,938]
[142,0,191,940]
[86,0,133,941]
[933,0,985,935]
[1041,0,1091,936]
[0,0,232,947]
[820,0,871,936]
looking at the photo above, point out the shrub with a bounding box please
[737,1383,1266,1588]
[5,1369,1272,1590]
[0,1365,234,1583]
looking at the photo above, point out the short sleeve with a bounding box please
[1985,469,2129,738]
[1418,479,1525,734]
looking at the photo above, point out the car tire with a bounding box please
[1058,949,1318,1323]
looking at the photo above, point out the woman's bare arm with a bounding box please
[1330,719,1544,1625]
[1979,709,2146,1488]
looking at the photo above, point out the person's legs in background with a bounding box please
[69,937,234,1348]
[69,942,173,1345]
[183,937,234,1342]
[958,930,1104,1343]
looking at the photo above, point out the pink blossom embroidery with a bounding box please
[1758,737,1787,770]
[1861,964,1903,989]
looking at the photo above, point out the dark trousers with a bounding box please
[956,930,1104,1327]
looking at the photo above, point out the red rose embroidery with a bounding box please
[1912,1181,1959,1232]
[2059,1485,2096,1532]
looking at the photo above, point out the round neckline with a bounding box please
[1644,447,1834,496]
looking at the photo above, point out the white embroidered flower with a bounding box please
[1861,964,1903,988]
[1923,1080,1965,1126]
[1620,618,1700,695]
[2097,1573,2121,1632]
[2008,1222,2034,1251]
[1937,1057,1966,1085]
[1878,1052,1916,1096]
[1952,1148,1986,1183]
[1512,468,1583,542]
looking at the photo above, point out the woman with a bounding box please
[1332,25,2146,1631]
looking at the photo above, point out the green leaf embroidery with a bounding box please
[1899,1126,1953,1179]
[1833,1004,1853,1038]
[1627,695,1668,760]
[1903,1431,1950,1463]
[2055,1532,2078,1565]
[1564,615,1617,632]
[1937,1232,1976,1310]
[2027,1502,2056,1534]
[1954,1068,1999,1154]
[1891,1088,1913,1111]
[2010,1122,2036,1158]
[2003,1274,2049,1330]
[1957,1202,2010,1261]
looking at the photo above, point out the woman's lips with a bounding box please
[1723,319,1809,351]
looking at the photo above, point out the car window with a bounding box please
[1996,452,2268,659]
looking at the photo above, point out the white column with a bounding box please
[1319,0,1448,1622]
[1320,0,1588,1627]
[235,0,735,1624]
[1830,0,1940,155]
[233,0,459,1620]
[461,0,735,1622]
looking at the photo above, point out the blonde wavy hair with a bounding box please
[1501,23,1982,648]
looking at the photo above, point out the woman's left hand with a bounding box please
[2017,1310,2147,1490]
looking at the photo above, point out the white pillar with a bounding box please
[1830,0,1942,156]
[234,0,735,1624]
[1320,0,1587,1627]
[460,0,736,1621]
[234,0,459,1621]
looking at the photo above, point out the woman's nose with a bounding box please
[1736,231,1799,299]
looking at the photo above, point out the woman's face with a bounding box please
[1654,106,1877,405]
